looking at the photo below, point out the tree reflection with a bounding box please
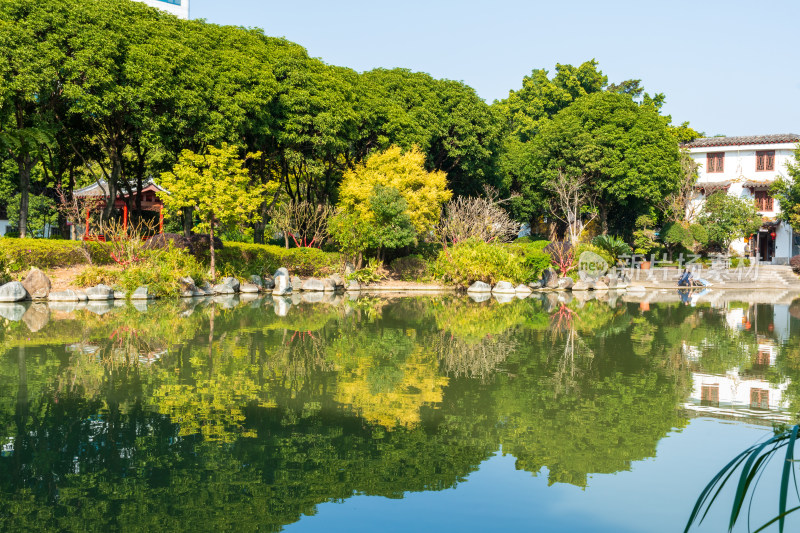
[4,294,791,530]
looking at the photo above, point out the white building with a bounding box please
[134,0,189,19]
[684,134,800,264]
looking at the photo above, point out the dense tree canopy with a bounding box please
[0,0,501,240]
[0,0,692,244]
[506,91,682,234]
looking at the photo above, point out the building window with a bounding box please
[158,0,181,4]
[750,388,769,409]
[754,349,771,367]
[701,384,720,407]
[707,152,724,173]
[754,190,774,211]
[756,150,775,171]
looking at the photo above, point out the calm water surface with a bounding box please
[0,290,798,532]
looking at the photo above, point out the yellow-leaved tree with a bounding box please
[338,145,452,234]
[159,143,274,280]
[332,145,452,265]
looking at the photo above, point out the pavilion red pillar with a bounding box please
[85,208,91,240]
[159,205,164,234]
[123,204,128,232]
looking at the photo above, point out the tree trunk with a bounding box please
[598,203,608,235]
[103,154,121,219]
[183,206,193,237]
[17,157,32,238]
[209,212,216,282]
[253,223,264,244]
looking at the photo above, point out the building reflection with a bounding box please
[683,302,793,423]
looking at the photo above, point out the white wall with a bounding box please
[690,143,797,185]
[134,0,189,19]
[688,141,798,262]
[690,369,788,410]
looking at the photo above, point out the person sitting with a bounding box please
[678,269,692,287]
[678,268,711,288]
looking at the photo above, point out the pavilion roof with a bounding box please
[73,179,168,198]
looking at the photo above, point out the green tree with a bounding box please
[496,61,608,223]
[328,209,373,268]
[0,0,60,238]
[158,144,270,280]
[497,60,608,143]
[521,92,682,234]
[771,146,800,230]
[699,191,763,250]
[360,68,502,197]
[329,185,416,265]
[368,184,416,259]
[6,193,56,237]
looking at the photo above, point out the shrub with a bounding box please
[348,258,386,284]
[74,265,121,287]
[0,238,113,271]
[791,255,800,274]
[662,222,693,251]
[544,241,574,276]
[507,241,554,275]
[215,242,342,278]
[117,247,208,296]
[730,257,751,268]
[633,215,657,255]
[690,224,709,246]
[574,243,614,268]
[591,235,632,262]
[145,233,223,257]
[0,254,11,284]
[436,188,520,244]
[434,238,550,285]
[514,237,550,251]
[73,247,207,297]
[390,255,430,281]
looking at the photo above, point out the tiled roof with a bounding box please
[73,179,168,198]
[682,134,800,148]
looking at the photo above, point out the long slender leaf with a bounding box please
[684,446,755,532]
[779,426,799,532]
[747,446,780,532]
[730,437,783,530]
[686,425,800,532]
[754,506,800,533]
[700,452,758,525]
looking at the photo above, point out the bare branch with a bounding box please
[436,186,521,245]
[546,170,597,246]
[268,200,332,248]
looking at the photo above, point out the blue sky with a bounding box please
[189,0,800,137]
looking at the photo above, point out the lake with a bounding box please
[0,290,797,532]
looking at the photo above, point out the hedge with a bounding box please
[216,242,343,277]
[0,238,113,272]
[0,238,343,279]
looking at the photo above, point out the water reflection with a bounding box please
[0,291,798,530]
